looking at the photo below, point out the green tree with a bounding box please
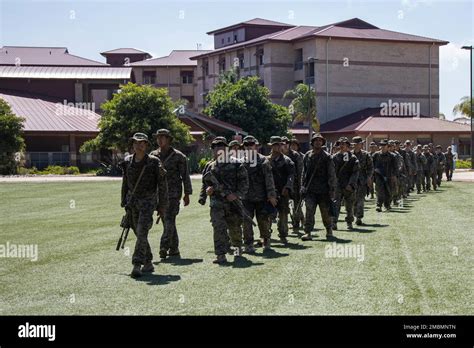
[81,83,192,153]
[283,83,318,143]
[0,98,25,175]
[204,76,292,143]
[452,96,473,118]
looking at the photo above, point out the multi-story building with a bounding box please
[191,17,449,125]
[130,50,211,110]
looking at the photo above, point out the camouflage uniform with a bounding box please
[423,150,436,190]
[404,144,418,191]
[434,149,446,186]
[243,151,276,246]
[391,147,406,203]
[444,149,455,181]
[286,148,304,228]
[415,151,427,192]
[372,144,398,210]
[150,145,192,256]
[267,149,295,240]
[301,145,337,236]
[202,159,249,256]
[121,153,168,267]
[429,148,438,190]
[332,146,359,228]
[398,146,414,197]
[352,146,373,222]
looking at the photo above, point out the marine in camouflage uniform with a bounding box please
[428,144,438,190]
[300,133,337,241]
[389,140,404,204]
[396,140,413,198]
[351,136,373,226]
[241,135,277,252]
[150,129,192,259]
[415,145,427,193]
[201,137,249,264]
[282,136,305,230]
[444,146,455,181]
[368,142,378,199]
[423,145,436,191]
[332,137,359,230]
[404,140,418,192]
[434,145,446,186]
[121,133,169,278]
[372,139,398,212]
[267,136,295,244]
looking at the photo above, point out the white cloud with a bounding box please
[439,42,471,72]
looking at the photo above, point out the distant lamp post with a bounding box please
[461,46,473,169]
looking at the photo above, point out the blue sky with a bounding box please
[0,0,472,119]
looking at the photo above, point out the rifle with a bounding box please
[116,208,132,251]
[374,168,391,196]
[295,153,322,214]
[203,171,257,227]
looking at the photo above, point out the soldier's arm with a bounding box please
[156,162,169,211]
[263,159,277,199]
[327,157,337,192]
[199,162,210,203]
[348,158,360,189]
[180,154,193,195]
[366,153,374,178]
[284,158,295,192]
[301,154,309,189]
[235,165,249,199]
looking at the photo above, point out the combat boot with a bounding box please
[279,236,288,244]
[356,218,363,226]
[301,233,312,241]
[254,239,263,248]
[332,222,338,230]
[347,222,353,230]
[141,262,154,273]
[244,244,256,254]
[212,254,227,264]
[263,238,271,250]
[376,206,382,212]
[131,264,142,278]
[326,229,335,241]
[169,248,181,258]
[159,249,168,260]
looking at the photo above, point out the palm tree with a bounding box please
[283,83,319,144]
[452,96,473,118]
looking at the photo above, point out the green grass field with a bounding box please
[0,180,472,315]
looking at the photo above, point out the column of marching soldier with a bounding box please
[120,129,454,278]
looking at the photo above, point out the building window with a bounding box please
[258,53,264,66]
[458,138,471,156]
[305,62,315,84]
[228,37,230,43]
[294,49,303,70]
[181,71,194,84]
[234,34,238,43]
[221,38,224,44]
[143,71,156,85]
[237,52,244,69]
[219,56,226,72]
[203,59,209,76]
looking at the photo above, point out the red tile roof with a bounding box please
[0,46,106,66]
[320,108,470,134]
[0,90,100,133]
[207,18,294,35]
[131,50,212,67]
[192,17,448,60]
[0,66,132,79]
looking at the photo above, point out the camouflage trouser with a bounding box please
[445,166,453,180]
[276,195,290,237]
[375,176,391,209]
[368,176,375,197]
[391,176,399,202]
[243,200,271,244]
[424,170,432,190]
[130,198,155,266]
[304,193,332,233]
[160,198,180,253]
[210,202,243,255]
[431,171,438,189]
[334,187,355,224]
[436,168,444,186]
[291,191,305,228]
[354,182,367,219]
[416,171,424,191]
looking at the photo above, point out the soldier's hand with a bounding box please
[268,197,278,207]
[282,188,289,197]
[183,194,190,207]
[367,178,373,187]
[345,184,353,192]
[206,186,214,196]
[157,208,166,217]
[226,193,238,202]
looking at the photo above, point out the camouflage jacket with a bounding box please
[423,152,436,173]
[444,151,455,169]
[286,149,303,191]
[399,148,415,175]
[301,149,336,195]
[332,151,360,189]
[120,154,169,210]
[393,151,407,176]
[435,152,446,170]
[267,153,295,195]
[244,152,276,202]
[352,149,373,185]
[372,151,399,178]
[150,147,192,200]
[405,149,418,173]
[415,153,427,172]
[201,160,249,207]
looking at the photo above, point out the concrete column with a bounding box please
[69,134,77,166]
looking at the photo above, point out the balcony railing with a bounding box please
[305,76,315,85]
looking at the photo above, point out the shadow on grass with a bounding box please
[135,274,181,286]
[272,240,311,250]
[362,223,389,228]
[155,258,204,266]
[351,227,376,233]
[257,248,289,259]
[231,256,264,268]
[315,236,352,244]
